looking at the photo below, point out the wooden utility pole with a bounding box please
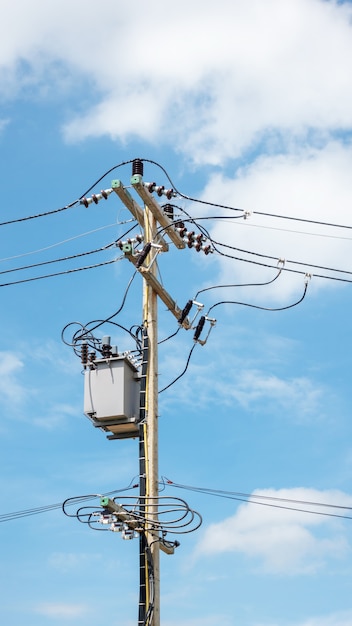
[143,200,160,626]
[111,161,188,626]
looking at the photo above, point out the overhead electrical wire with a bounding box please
[161,479,352,521]
[0,482,139,523]
[0,199,79,227]
[0,158,136,229]
[210,237,352,278]
[2,478,352,523]
[142,158,352,233]
[3,157,352,241]
[194,266,284,300]
[207,241,352,284]
[0,222,123,264]
[61,268,140,357]
[159,344,197,394]
[0,242,118,277]
[155,205,352,284]
[0,223,139,288]
[206,216,352,242]
[206,278,309,316]
[0,257,123,288]
[168,210,352,282]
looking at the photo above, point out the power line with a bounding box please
[210,237,352,278]
[0,483,139,523]
[211,244,352,284]
[159,344,197,394]
[206,279,309,315]
[0,199,79,227]
[0,222,122,264]
[142,158,352,233]
[2,478,352,523]
[0,257,123,288]
[162,479,352,521]
[0,242,117,277]
[0,159,136,229]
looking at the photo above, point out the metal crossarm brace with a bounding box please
[131,174,186,250]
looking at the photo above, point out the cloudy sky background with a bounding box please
[1,1,352,625]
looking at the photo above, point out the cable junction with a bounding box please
[62,494,202,546]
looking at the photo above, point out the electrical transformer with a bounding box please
[83,354,141,439]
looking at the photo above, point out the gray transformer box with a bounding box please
[83,355,140,438]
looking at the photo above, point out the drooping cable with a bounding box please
[206,278,309,316]
[0,242,118,277]
[62,269,138,355]
[0,222,121,264]
[0,199,79,227]
[0,482,139,523]
[210,237,352,278]
[194,266,284,300]
[159,344,197,394]
[162,479,352,521]
[141,158,352,233]
[0,159,136,229]
[0,257,123,288]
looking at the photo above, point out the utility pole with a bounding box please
[80,158,211,625]
[142,190,160,626]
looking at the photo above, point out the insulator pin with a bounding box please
[193,316,206,341]
[132,158,144,176]
[136,243,152,268]
[178,299,193,324]
[80,188,113,207]
[81,342,88,365]
[143,182,176,199]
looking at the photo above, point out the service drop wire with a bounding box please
[155,207,352,283]
[0,481,139,523]
[162,479,352,521]
[0,216,138,288]
[0,257,123,288]
[159,343,197,394]
[142,158,352,233]
[78,158,136,199]
[194,266,284,300]
[0,158,136,229]
[68,268,139,345]
[211,237,352,279]
[206,278,309,317]
[0,241,118,277]
[0,199,80,227]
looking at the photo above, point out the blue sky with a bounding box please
[1,0,352,624]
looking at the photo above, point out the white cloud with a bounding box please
[224,369,324,418]
[32,403,78,429]
[34,602,88,619]
[197,141,352,300]
[1,0,352,162]
[255,610,352,626]
[0,351,27,404]
[195,487,352,574]
[49,552,102,573]
[164,618,232,626]
[0,118,10,133]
